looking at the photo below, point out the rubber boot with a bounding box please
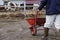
[42,28,49,40]
[44,28,49,37]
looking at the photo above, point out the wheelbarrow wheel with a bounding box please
[29,26,37,36]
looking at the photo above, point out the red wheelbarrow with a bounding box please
[26,11,46,36]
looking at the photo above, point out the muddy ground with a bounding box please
[0,11,60,40]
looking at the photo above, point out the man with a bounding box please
[38,0,60,40]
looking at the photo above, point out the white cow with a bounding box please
[7,1,16,11]
[33,4,39,11]
[7,1,24,11]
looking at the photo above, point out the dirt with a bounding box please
[0,18,60,40]
[0,11,60,40]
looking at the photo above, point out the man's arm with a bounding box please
[38,0,47,10]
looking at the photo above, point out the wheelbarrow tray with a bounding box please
[26,18,45,26]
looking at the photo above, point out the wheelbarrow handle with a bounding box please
[37,11,39,14]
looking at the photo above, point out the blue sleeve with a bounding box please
[38,0,47,10]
